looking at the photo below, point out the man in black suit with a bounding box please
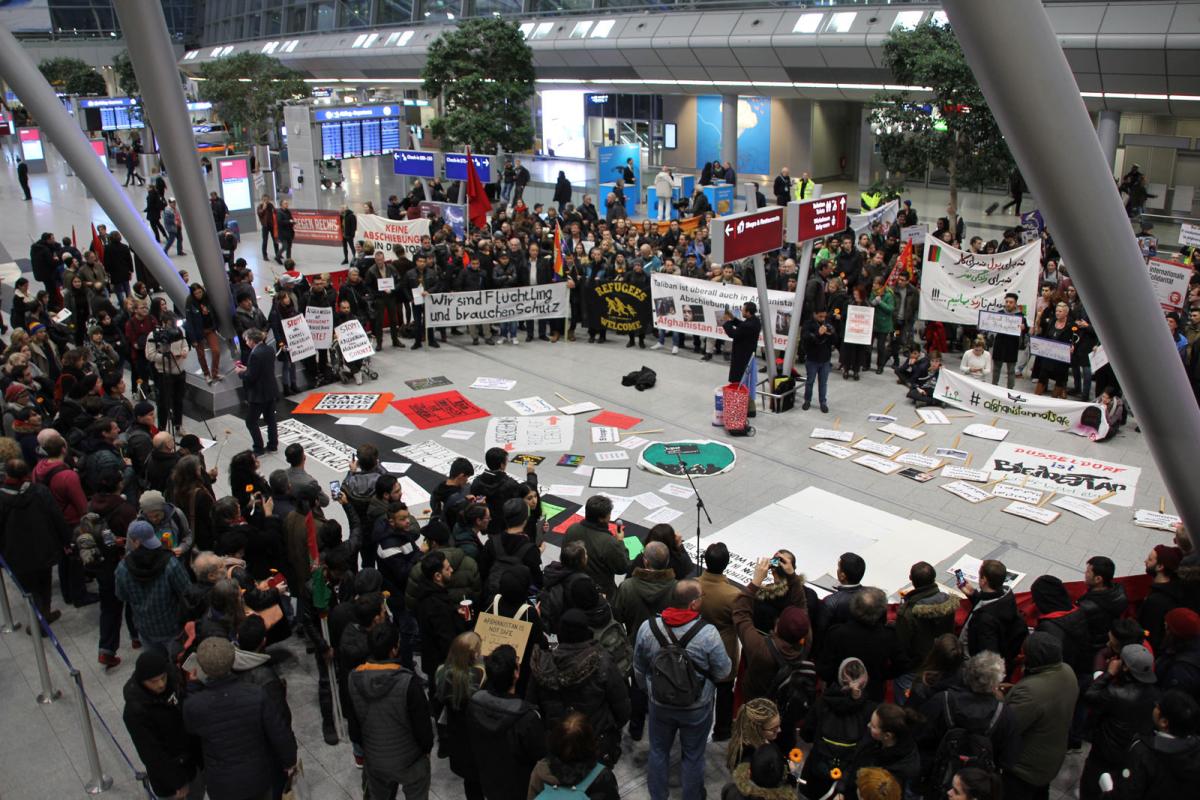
[236,328,279,455]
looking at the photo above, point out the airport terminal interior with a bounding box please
[2,2,1200,800]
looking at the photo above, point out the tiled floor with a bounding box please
[0,151,1167,798]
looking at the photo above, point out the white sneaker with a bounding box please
[512,337,520,345]
[354,373,363,385]
[650,342,663,350]
[671,345,679,354]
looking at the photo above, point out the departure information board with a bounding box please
[320,122,342,160]
[320,119,402,161]
[361,119,381,156]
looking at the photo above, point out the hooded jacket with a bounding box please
[1031,576,1093,678]
[114,546,190,641]
[895,583,958,668]
[1003,632,1079,786]
[0,479,72,572]
[961,588,1028,674]
[562,518,632,599]
[410,575,469,680]
[1084,670,1160,764]
[348,661,433,778]
[468,468,533,536]
[917,686,1019,772]
[403,546,480,610]
[1139,580,1185,651]
[467,688,545,800]
[233,648,291,729]
[733,587,810,702]
[612,566,676,645]
[1117,731,1200,799]
[527,640,630,758]
[122,675,199,798]
[1077,582,1129,653]
[721,762,796,800]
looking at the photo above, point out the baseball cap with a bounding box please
[127,520,160,550]
[1120,644,1156,683]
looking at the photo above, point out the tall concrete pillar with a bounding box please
[857,105,874,187]
[112,0,235,339]
[1097,110,1121,178]
[0,25,189,313]
[720,94,737,173]
[944,0,1200,537]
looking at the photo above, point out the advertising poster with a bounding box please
[599,143,640,187]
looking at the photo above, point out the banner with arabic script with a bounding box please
[918,239,1040,324]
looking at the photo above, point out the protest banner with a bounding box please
[334,319,374,362]
[305,306,333,349]
[918,239,1040,324]
[394,440,485,477]
[849,200,899,234]
[1179,222,1200,248]
[1029,336,1072,363]
[592,280,653,334]
[650,272,795,348]
[426,284,568,327]
[270,419,357,472]
[292,392,394,415]
[933,368,1110,439]
[391,390,489,430]
[984,441,1141,506]
[900,225,926,245]
[355,214,431,258]
[1089,345,1109,373]
[290,209,342,246]
[281,315,316,361]
[485,415,576,453]
[844,305,875,345]
[475,609,533,663]
[977,309,1024,337]
[1146,257,1193,312]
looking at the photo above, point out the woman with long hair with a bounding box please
[947,766,1003,800]
[170,455,216,552]
[184,284,222,384]
[844,703,923,797]
[267,288,301,396]
[435,632,485,800]
[229,450,270,513]
[908,633,965,708]
[726,697,782,771]
[527,712,619,800]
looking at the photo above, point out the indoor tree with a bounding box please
[111,50,138,97]
[870,19,1015,215]
[197,52,309,146]
[422,18,535,153]
[38,57,106,96]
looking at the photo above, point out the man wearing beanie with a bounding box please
[1141,545,1185,651]
[484,497,543,597]
[115,519,190,658]
[122,650,199,799]
[184,637,297,800]
[527,607,631,765]
[1080,644,1159,800]
[136,488,193,557]
[1156,608,1200,697]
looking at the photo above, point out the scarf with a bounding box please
[661,608,699,627]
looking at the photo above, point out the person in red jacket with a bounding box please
[124,299,157,392]
[32,432,94,607]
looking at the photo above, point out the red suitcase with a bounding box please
[722,382,751,436]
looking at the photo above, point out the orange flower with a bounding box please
[830,768,843,780]
[245,484,255,493]
[789,748,804,764]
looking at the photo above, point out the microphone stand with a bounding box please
[671,447,711,576]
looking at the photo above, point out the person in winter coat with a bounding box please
[1030,574,1092,679]
[274,201,295,263]
[960,559,1027,677]
[563,494,630,598]
[722,744,795,800]
[233,615,292,728]
[411,549,472,682]
[115,520,191,658]
[869,277,896,374]
[266,290,301,396]
[527,608,631,766]
[799,657,877,799]
[435,632,486,799]
[613,542,677,649]
[1114,689,1200,799]
[30,232,60,298]
[894,561,957,697]
[0,458,72,620]
[818,587,905,703]
[468,644,545,800]
[1155,608,1200,697]
[184,637,297,800]
[469,447,537,536]
[1080,643,1159,800]
[552,170,572,210]
[734,557,812,704]
[121,650,200,799]
[722,301,762,403]
[1140,545,1185,652]
[843,703,923,799]
[1077,555,1128,657]
[1001,631,1079,800]
[527,712,619,800]
[404,521,479,608]
[349,621,435,800]
[104,231,135,302]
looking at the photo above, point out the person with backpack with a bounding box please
[528,608,631,767]
[429,456,474,525]
[135,489,193,558]
[698,542,741,741]
[32,432,94,607]
[916,651,1019,798]
[799,656,876,798]
[341,444,389,568]
[613,541,677,741]
[1113,689,1200,799]
[526,712,619,800]
[481,498,543,605]
[537,541,599,635]
[818,587,905,703]
[633,579,732,800]
[82,470,138,668]
[562,494,631,599]
[469,447,537,536]
[959,559,1028,677]
[468,644,546,800]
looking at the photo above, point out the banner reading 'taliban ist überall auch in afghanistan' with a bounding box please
[650,272,795,348]
[918,239,1040,324]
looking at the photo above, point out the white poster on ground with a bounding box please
[933,369,1109,440]
[334,319,375,362]
[426,284,569,327]
[281,315,317,361]
[984,441,1141,507]
[650,272,795,348]
[394,440,485,477]
[919,239,1040,324]
[843,305,875,346]
[305,306,333,349]
[355,214,431,258]
[484,415,576,453]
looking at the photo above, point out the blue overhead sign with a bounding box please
[79,97,137,108]
[393,150,436,178]
[313,104,399,122]
[444,153,491,182]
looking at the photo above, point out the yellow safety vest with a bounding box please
[860,191,882,210]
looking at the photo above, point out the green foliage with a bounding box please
[197,52,310,146]
[111,50,138,97]
[422,18,535,153]
[38,57,106,96]
[870,20,1014,209]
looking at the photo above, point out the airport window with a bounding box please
[826,11,855,34]
[892,11,924,31]
[931,11,949,27]
[591,19,615,38]
[378,0,415,24]
[530,21,553,40]
[793,13,822,35]
[313,2,335,31]
[471,1,524,16]
[570,21,593,39]
[519,22,535,39]
[287,5,307,32]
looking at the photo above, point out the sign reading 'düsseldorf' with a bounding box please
[393,150,437,178]
[709,206,786,264]
[787,193,848,244]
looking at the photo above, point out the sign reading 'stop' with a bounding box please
[709,207,785,264]
[787,194,848,244]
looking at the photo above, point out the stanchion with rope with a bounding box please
[27,593,62,704]
[0,568,21,633]
[70,669,114,794]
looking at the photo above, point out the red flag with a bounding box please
[553,224,564,279]
[90,223,105,261]
[464,146,490,232]
[71,226,77,251]
[886,241,914,287]
[305,510,319,563]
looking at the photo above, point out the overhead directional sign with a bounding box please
[709,206,786,264]
[444,152,492,182]
[393,149,437,178]
[787,193,849,243]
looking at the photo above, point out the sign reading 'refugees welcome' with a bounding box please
[426,284,570,327]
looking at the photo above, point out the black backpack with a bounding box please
[647,618,714,707]
[764,636,817,725]
[928,692,1003,793]
[483,535,534,604]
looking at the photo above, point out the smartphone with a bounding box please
[769,557,782,568]
[329,480,341,497]
[954,568,967,588]
[266,572,286,588]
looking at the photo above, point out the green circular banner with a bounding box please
[638,440,737,477]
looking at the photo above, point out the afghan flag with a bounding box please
[552,224,564,279]
[90,223,105,261]
[927,243,943,263]
[464,146,491,232]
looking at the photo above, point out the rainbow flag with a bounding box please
[552,224,564,279]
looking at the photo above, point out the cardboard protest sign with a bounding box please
[334,319,374,362]
[484,415,576,453]
[305,306,333,349]
[1030,336,1071,363]
[281,315,316,362]
[475,611,533,663]
[977,310,1024,337]
[1146,257,1192,312]
[984,441,1140,506]
[843,305,875,346]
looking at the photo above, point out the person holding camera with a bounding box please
[143,312,189,434]
[801,307,836,413]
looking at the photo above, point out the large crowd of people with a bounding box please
[4,156,1200,800]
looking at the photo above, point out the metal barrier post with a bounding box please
[70,670,114,794]
[0,569,20,633]
[27,594,61,704]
